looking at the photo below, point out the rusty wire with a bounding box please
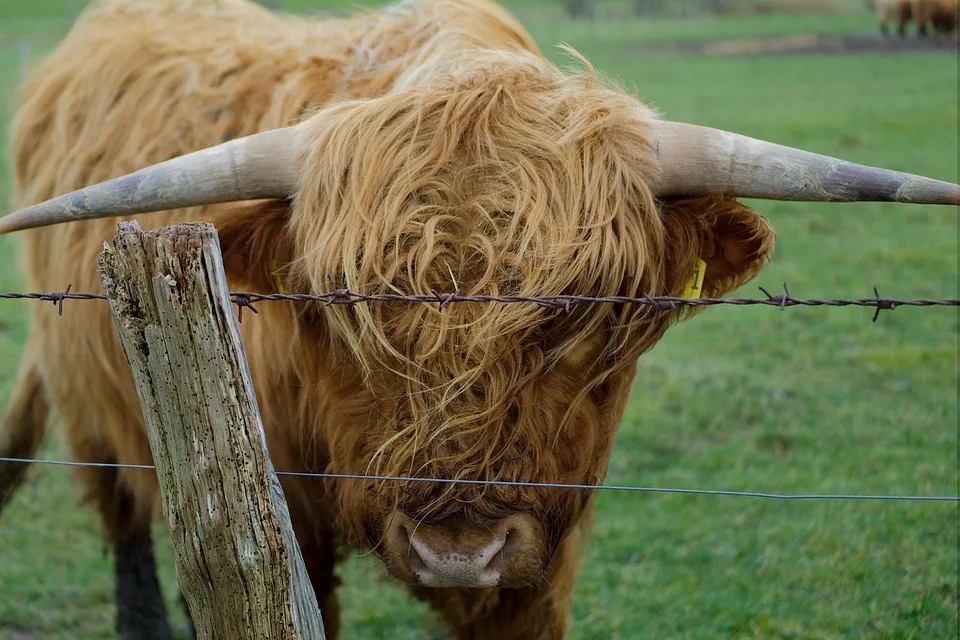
[1,283,959,323]
[0,456,956,502]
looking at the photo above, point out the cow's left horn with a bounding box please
[651,121,960,206]
[0,125,304,234]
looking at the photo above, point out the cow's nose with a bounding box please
[387,513,536,589]
[405,525,507,588]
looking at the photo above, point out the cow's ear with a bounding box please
[659,195,776,304]
[215,199,295,294]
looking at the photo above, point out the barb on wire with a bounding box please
[0,456,956,502]
[872,286,897,323]
[0,286,107,316]
[231,293,258,323]
[1,283,957,323]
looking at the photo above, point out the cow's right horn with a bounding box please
[0,124,305,234]
[651,121,960,205]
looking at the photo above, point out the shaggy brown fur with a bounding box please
[2,0,775,637]
[925,0,959,35]
[878,0,958,36]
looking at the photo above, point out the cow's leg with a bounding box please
[281,475,343,638]
[302,540,342,640]
[878,5,892,36]
[111,513,172,640]
[1,345,173,638]
[0,352,48,515]
[915,3,931,36]
[176,591,197,639]
[70,438,173,640]
[897,2,912,36]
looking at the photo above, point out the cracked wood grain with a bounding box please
[97,221,325,640]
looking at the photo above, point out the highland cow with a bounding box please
[0,0,957,638]
[878,0,958,36]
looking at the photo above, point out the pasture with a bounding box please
[0,0,957,638]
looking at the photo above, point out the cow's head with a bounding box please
[2,47,955,591]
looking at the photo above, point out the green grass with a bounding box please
[1,1,958,639]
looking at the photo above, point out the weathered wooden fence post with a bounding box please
[96,221,325,640]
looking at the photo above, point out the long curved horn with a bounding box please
[651,121,960,205]
[0,124,304,234]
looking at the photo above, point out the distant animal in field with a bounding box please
[877,0,958,36]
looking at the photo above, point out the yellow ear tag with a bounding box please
[681,258,706,299]
[270,260,288,294]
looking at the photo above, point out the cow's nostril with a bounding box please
[407,546,429,573]
[484,528,513,574]
[398,524,430,574]
[502,527,518,554]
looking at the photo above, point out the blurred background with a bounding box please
[0,1,957,639]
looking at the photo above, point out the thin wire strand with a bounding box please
[1,456,955,502]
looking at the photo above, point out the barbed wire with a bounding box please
[2,283,959,323]
[0,456,956,502]
[0,285,106,316]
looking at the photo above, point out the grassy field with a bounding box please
[0,0,958,639]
